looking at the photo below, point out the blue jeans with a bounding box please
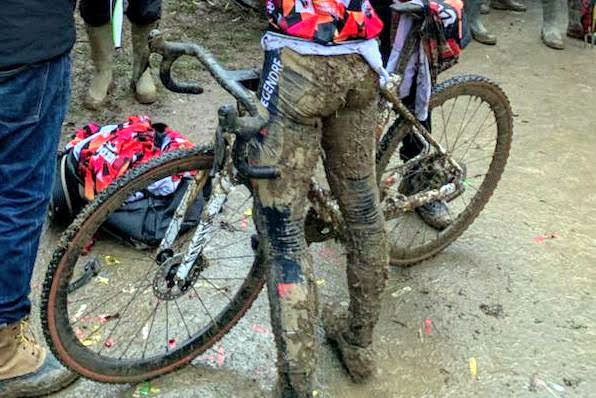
[0,53,71,325]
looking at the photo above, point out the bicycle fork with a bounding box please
[155,166,236,283]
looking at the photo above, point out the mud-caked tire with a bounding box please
[41,147,266,384]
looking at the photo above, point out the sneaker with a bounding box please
[415,201,452,231]
[322,305,377,383]
[399,166,453,230]
[0,319,78,397]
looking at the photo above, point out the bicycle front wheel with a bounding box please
[378,75,513,266]
[41,147,264,383]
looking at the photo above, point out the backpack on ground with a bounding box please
[50,115,204,247]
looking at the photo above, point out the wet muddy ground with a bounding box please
[28,0,595,397]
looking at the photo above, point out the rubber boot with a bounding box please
[541,0,564,49]
[84,24,113,110]
[0,320,78,397]
[491,0,527,12]
[131,23,158,104]
[465,0,497,45]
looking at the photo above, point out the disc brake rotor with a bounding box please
[152,254,206,300]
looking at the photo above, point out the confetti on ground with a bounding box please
[424,318,432,336]
[384,176,396,187]
[469,357,478,380]
[74,304,88,320]
[122,286,137,294]
[81,333,102,346]
[74,328,85,340]
[243,208,253,217]
[315,279,325,286]
[252,323,274,337]
[551,383,565,392]
[216,346,225,367]
[80,315,107,324]
[104,255,120,266]
[136,381,159,396]
[533,232,559,243]
[168,338,177,349]
[313,390,319,397]
[530,375,563,398]
[97,276,110,285]
[82,236,97,256]
[240,218,249,231]
[391,286,412,298]
[142,323,150,340]
[104,338,114,348]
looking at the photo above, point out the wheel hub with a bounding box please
[152,254,205,300]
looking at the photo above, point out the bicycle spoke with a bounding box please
[191,285,219,328]
[209,254,255,261]
[199,276,233,301]
[118,301,160,360]
[96,272,154,355]
[449,97,484,153]
[72,272,153,327]
[174,298,193,339]
[207,236,251,252]
[141,301,160,359]
[458,111,496,162]
[449,95,473,152]
[165,301,170,353]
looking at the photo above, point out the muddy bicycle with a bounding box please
[41,8,513,383]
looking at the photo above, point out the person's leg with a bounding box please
[464,0,497,45]
[127,0,161,104]
[250,49,324,397]
[541,0,564,49]
[0,53,78,396]
[80,0,114,109]
[369,0,393,65]
[320,57,388,382]
[490,0,527,12]
[567,0,585,39]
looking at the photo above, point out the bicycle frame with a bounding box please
[148,16,466,281]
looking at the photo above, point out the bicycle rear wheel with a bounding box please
[378,75,513,266]
[41,147,264,383]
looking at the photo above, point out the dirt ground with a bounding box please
[28,0,596,397]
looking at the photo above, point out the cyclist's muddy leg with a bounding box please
[322,88,389,352]
[250,115,322,396]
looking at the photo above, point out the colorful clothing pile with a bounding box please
[65,115,195,201]
[387,0,463,120]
